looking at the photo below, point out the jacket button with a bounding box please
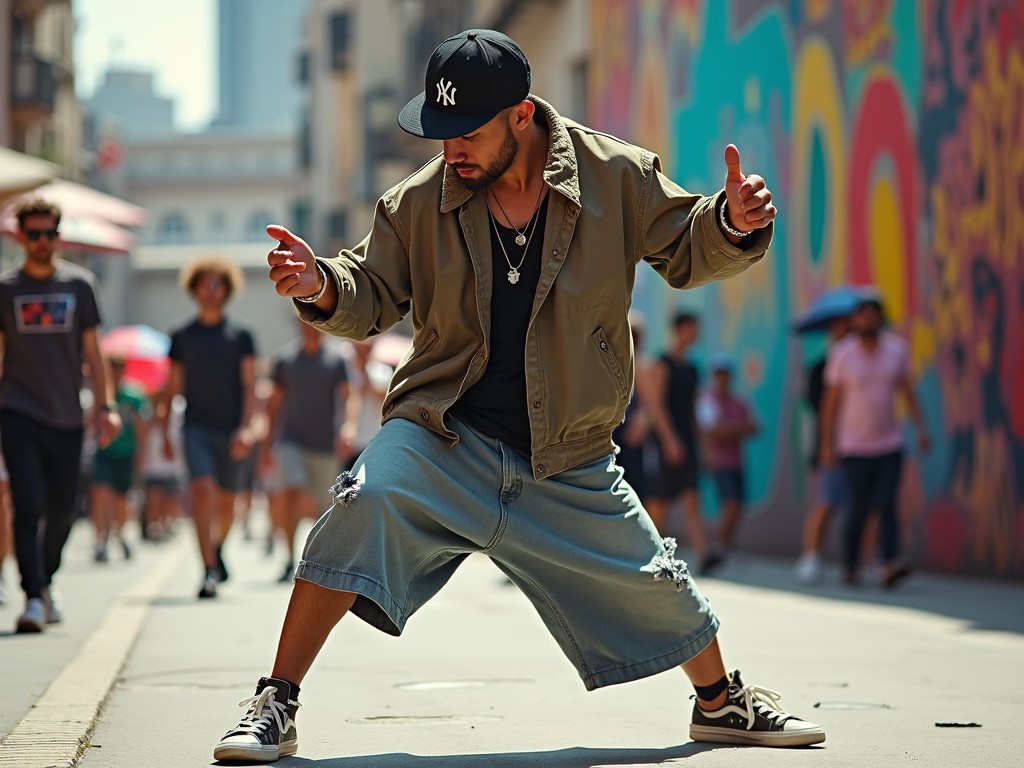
[551,249,560,259]
[599,341,609,351]
[532,400,541,409]
[535,464,545,475]
[419,410,429,421]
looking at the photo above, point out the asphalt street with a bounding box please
[2,510,1022,768]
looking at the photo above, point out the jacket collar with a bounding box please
[439,95,581,214]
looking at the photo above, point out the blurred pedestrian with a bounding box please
[646,311,710,566]
[793,311,854,584]
[89,356,150,562]
[819,289,930,587]
[612,311,656,501]
[159,256,258,599]
[697,355,759,567]
[339,339,390,467]
[0,198,121,632]
[261,321,349,582]
[141,394,185,541]
[214,29,822,762]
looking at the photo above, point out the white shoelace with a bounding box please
[737,683,788,730]
[232,686,292,737]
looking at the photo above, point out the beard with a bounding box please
[451,123,518,191]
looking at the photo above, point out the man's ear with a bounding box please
[511,99,535,132]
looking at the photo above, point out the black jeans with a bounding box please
[840,450,904,576]
[0,409,84,599]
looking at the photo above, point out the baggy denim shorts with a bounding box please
[295,416,720,691]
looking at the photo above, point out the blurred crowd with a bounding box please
[0,199,407,626]
[617,286,928,588]
[0,198,927,633]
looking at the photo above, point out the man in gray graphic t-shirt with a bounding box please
[0,198,121,633]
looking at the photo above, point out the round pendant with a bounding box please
[515,234,526,246]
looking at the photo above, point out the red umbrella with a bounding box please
[121,358,170,396]
[102,324,170,360]
[102,325,171,395]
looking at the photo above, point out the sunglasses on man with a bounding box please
[24,228,60,241]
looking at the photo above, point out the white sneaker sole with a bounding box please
[213,738,297,762]
[690,724,826,747]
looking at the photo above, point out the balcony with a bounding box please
[10,53,57,115]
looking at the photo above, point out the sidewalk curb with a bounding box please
[0,534,186,768]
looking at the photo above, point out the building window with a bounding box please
[296,51,310,85]
[328,209,347,241]
[247,210,273,240]
[299,113,312,169]
[210,210,225,233]
[157,213,189,244]
[329,12,351,71]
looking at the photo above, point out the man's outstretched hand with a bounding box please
[723,144,776,233]
[267,224,320,299]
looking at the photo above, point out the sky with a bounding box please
[74,0,216,131]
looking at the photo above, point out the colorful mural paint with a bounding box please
[590,0,1024,578]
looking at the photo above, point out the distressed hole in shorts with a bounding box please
[329,471,362,506]
[648,537,690,590]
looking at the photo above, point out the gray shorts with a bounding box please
[276,441,339,505]
[296,416,720,691]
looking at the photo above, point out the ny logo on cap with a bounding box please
[436,78,457,107]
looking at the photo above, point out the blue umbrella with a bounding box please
[791,286,861,334]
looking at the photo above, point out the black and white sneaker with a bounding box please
[198,569,218,599]
[690,670,825,747]
[214,676,300,762]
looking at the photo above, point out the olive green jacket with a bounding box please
[300,96,770,479]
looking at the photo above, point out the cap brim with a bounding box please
[398,91,498,139]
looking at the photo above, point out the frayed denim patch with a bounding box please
[648,537,690,590]
[329,471,362,506]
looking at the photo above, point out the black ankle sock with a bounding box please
[693,673,730,703]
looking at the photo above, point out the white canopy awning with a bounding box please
[0,146,60,201]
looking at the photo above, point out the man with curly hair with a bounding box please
[158,255,257,598]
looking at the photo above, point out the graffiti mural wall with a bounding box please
[589,0,1024,578]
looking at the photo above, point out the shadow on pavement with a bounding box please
[699,555,1024,636]
[240,742,740,767]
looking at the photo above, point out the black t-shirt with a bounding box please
[661,354,699,443]
[169,317,256,430]
[450,196,549,457]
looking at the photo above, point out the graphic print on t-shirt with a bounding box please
[14,293,77,333]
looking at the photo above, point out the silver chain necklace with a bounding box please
[488,183,545,246]
[487,191,544,285]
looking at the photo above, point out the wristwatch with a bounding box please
[718,197,749,239]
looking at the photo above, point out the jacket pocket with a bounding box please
[408,329,440,362]
[591,327,628,400]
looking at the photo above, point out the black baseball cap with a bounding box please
[398,29,531,140]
